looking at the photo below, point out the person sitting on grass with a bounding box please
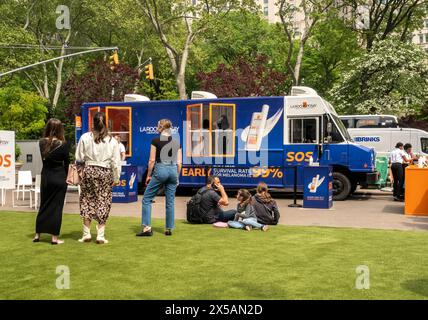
[252,182,280,225]
[227,189,269,232]
[196,176,235,224]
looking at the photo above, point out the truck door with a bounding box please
[284,116,320,188]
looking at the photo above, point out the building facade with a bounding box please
[412,18,428,52]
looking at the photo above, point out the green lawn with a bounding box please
[1,211,428,300]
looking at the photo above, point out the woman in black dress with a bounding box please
[33,119,69,245]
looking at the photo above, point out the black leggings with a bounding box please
[391,163,404,198]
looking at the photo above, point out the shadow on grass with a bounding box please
[401,279,428,297]
[60,231,83,241]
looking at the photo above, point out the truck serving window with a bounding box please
[106,107,132,157]
[186,103,235,157]
[421,138,428,154]
[88,107,105,131]
[289,118,318,144]
[186,103,207,157]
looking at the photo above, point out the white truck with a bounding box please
[346,127,428,157]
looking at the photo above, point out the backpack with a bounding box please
[186,189,210,224]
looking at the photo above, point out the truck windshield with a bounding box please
[421,138,428,154]
[331,114,352,141]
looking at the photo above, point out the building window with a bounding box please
[263,5,268,16]
[419,34,424,44]
[424,19,428,28]
[192,0,197,5]
[26,154,33,163]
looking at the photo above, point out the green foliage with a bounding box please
[137,79,179,101]
[330,39,428,116]
[15,144,21,161]
[0,86,48,139]
[301,16,362,98]
[0,0,427,124]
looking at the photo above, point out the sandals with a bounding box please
[51,239,65,245]
[136,227,153,237]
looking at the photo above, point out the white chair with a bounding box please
[0,188,6,206]
[31,175,41,210]
[12,171,33,208]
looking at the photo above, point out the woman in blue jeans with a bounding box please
[136,119,182,237]
[228,189,269,232]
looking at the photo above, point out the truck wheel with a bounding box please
[333,172,351,201]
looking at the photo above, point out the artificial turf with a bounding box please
[1,211,428,300]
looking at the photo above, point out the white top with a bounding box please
[119,143,126,155]
[404,152,412,161]
[75,132,122,182]
[390,148,406,164]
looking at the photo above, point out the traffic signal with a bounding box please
[145,63,154,80]
[109,50,119,69]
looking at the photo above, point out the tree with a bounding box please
[300,16,362,97]
[134,0,255,99]
[0,0,97,111]
[197,55,290,97]
[0,86,48,139]
[277,0,337,85]
[186,10,288,93]
[329,39,428,116]
[345,0,428,51]
[63,59,139,118]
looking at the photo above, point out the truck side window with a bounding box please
[421,138,428,154]
[290,118,318,144]
[342,119,350,128]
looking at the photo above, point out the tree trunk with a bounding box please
[294,42,305,86]
[43,64,50,101]
[52,31,71,110]
[52,54,64,109]
[176,72,187,100]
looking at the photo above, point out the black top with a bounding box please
[198,186,221,216]
[39,139,70,173]
[151,135,180,164]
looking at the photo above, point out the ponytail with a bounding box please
[257,182,273,203]
[92,112,109,144]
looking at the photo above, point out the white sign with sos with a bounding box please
[0,131,15,189]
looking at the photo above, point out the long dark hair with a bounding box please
[92,112,109,143]
[238,189,252,207]
[41,118,65,159]
[256,182,273,203]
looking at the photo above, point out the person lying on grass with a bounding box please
[227,189,269,232]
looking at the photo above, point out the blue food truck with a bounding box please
[75,87,378,200]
